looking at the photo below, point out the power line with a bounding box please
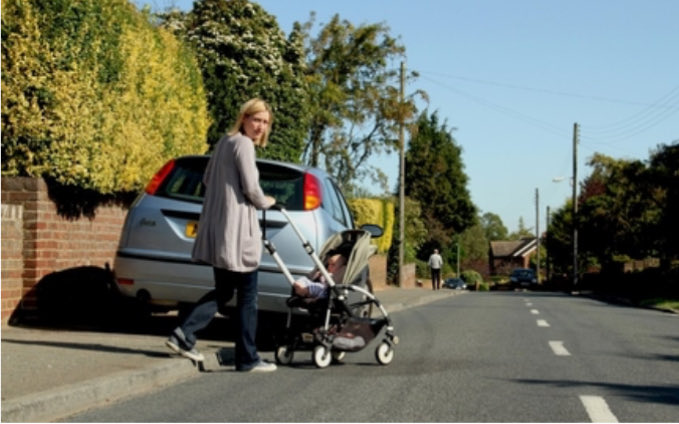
[581,86,679,138]
[419,74,568,138]
[418,71,678,153]
[418,70,676,108]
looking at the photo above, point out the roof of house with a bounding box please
[490,238,537,258]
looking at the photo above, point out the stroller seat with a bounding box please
[286,294,328,310]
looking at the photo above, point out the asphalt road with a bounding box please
[63,291,679,422]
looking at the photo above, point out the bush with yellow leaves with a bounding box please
[1,0,210,194]
[348,197,394,254]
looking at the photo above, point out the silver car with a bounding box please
[113,155,361,315]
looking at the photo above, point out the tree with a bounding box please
[405,111,477,249]
[508,217,534,240]
[299,13,423,194]
[459,222,490,274]
[647,142,679,269]
[480,212,509,241]
[388,196,427,282]
[544,201,574,277]
[578,153,660,270]
[161,0,309,161]
[547,143,678,281]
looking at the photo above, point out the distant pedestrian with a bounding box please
[165,98,277,372]
[428,249,443,290]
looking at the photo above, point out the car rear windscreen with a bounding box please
[156,157,306,211]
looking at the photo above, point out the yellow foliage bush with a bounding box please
[1,0,210,193]
[348,198,394,253]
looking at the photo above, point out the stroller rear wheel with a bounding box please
[275,346,294,365]
[313,345,332,368]
[375,341,394,365]
[332,350,346,363]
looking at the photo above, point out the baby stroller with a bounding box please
[262,206,398,368]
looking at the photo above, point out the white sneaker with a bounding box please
[242,360,277,372]
[165,336,205,362]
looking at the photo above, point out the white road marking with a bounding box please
[548,341,571,356]
[579,395,618,423]
[526,302,533,306]
[530,309,539,314]
[537,319,550,327]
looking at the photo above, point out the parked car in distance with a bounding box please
[113,155,377,316]
[443,277,467,290]
[509,268,537,287]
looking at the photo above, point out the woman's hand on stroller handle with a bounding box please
[269,202,285,211]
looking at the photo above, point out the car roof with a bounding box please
[177,155,330,178]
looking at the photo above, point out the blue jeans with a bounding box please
[178,267,260,369]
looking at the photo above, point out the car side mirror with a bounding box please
[360,224,383,239]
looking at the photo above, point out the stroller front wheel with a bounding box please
[275,346,294,365]
[313,345,332,368]
[375,341,394,365]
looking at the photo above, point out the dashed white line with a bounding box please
[548,340,571,356]
[579,395,618,423]
[537,319,550,327]
[530,309,540,315]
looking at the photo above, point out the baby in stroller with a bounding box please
[292,253,347,299]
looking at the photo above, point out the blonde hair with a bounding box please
[227,98,273,147]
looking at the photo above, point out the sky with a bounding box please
[135,0,678,234]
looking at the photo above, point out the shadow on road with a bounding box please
[517,378,679,407]
[8,265,281,349]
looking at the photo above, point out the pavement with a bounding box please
[1,286,463,422]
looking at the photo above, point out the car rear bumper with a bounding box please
[113,253,298,314]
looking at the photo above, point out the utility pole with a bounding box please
[535,188,540,284]
[546,205,551,282]
[398,61,405,287]
[456,242,460,277]
[572,122,579,288]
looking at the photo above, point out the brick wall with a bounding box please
[1,203,24,322]
[1,177,127,324]
[368,254,417,290]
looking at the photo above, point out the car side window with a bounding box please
[331,181,354,228]
[322,178,347,226]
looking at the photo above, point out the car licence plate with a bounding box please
[185,221,198,238]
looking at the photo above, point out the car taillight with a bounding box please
[117,278,134,285]
[145,159,175,195]
[303,172,322,210]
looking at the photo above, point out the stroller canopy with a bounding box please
[316,229,376,285]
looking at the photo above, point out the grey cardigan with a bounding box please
[191,132,274,272]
